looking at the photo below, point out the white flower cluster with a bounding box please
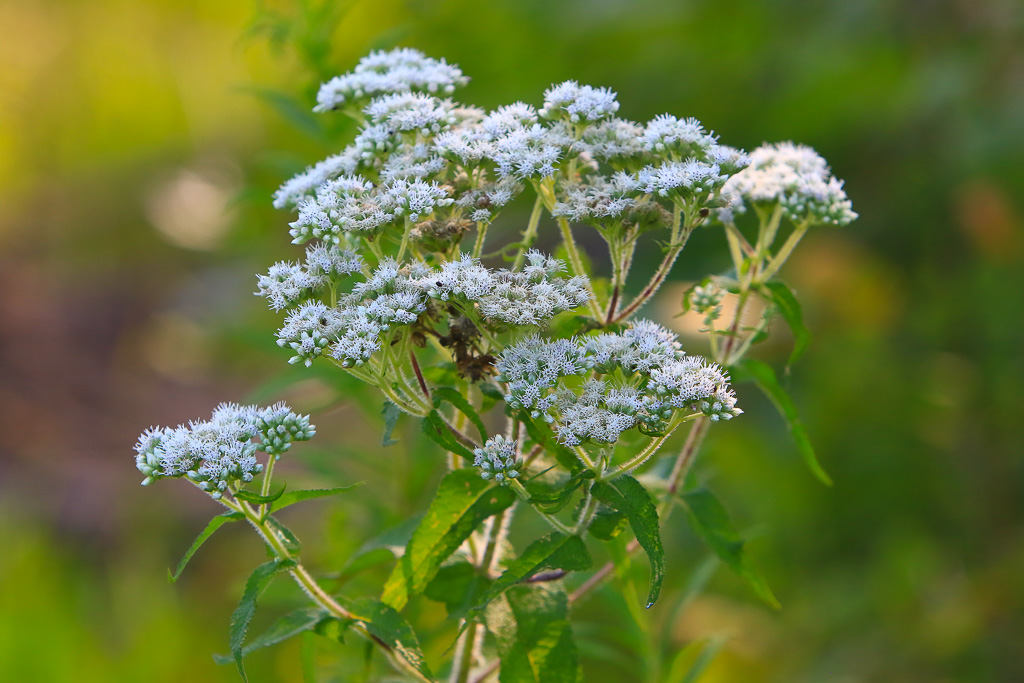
[720,142,857,226]
[314,48,469,113]
[276,253,591,367]
[256,245,364,311]
[289,177,454,243]
[496,320,740,446]
[473,435,522,485]
[134,403,315,497]
[551,173,639,223]
[540,81,620,123]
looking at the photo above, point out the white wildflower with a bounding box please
[720,142,857,226]
[314,48,469,112]
[642,114,717,158]
[541,81,620,124]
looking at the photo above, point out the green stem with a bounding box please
[759,221,809,283]
[511,195,544,270]
[472,221,489,259]
[220,498,431,683]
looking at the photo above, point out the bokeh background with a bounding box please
[1,0,1022,681]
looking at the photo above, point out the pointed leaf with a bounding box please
[733,359,832,485]
[381,401,402,446]
[382,470,514,610]
[335,596,433,681]
[233,483,287,505]
[271,484,362,513]
[590,476,665,607]
[265,516,302,553]
[168,511,243,583]
[421,410,475,461]
[484,583,579,683]
[475,532,592,611]
[424,562,491,620]
[760,280,810,369]
[678,486,779,608]
[229,559,296,681]
[214,607,329,664]
[432,387,488,444]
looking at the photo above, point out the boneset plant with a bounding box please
[135,48,856,682]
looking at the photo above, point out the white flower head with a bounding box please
[314,48,469,112]
[721,142,857,226]
[541,81,620,124]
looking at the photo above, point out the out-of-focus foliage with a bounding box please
[0,0,1022,681]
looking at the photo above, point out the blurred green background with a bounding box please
[1,0,1022,681]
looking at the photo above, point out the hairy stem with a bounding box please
[511,195,545,270]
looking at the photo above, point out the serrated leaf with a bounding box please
[432,387,488,444]
[381,401,401,447]
[587,506,627,541]
[475,533,592,612]
[525,470,590,514]
[168,511,243,583]
[265,516,302,553]
[590,476,665,607]
[271,484,362,513]
[424,562,491,620]
[229,559,296,681]
[733,358,832,485]
[421,410,475,461]
[382,470,515,610]
[336,515,423,580]
[334,596,433,681]
[678,486,779,608]
[214,607,329,664]
[233,483,287,505]
[484,583,579,683]
[760,280,810,369]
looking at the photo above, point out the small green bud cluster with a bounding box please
[473,435,522,485]
[689,282,724,324]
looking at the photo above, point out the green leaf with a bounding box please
[233,483,287,505]
[587,506,627,541]
[421,410,476,461]
[475,532,592,611]
[229,559,296,681]
[525,470,591,514]
[484,583,579,683]
[381,401,401,446]
[424,562,491,620]
[213,607,329,664]
[733,358,832,485]
[265,516,302,553]
[432,387,488,444]
[168,511,243,583]
[334,597,433,681]
[382,470,515,610]
[760,280,810,369]
[590,476,665,607]
[271,484,362,513]
[678,486,780,608]
[665,637,727,683]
